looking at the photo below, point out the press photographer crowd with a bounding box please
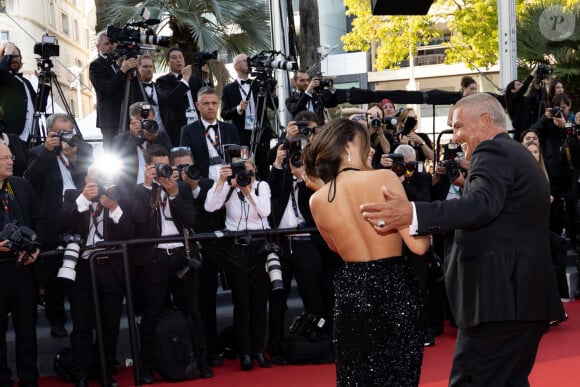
[0,25,579,387]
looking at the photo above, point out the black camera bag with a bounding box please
[152,310,200,381]
[285,311,333,364]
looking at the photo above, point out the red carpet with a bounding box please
[41,301,580,387]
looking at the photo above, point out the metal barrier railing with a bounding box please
[88,227,319,386]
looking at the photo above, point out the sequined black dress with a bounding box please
[333,256,423,387]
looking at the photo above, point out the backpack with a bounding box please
[152,310,200,381]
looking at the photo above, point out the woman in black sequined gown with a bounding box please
[303,119,430,386]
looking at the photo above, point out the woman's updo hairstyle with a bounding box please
[303,118,369,183]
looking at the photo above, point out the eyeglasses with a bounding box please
[0,155,15,161]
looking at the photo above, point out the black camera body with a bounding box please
[55,130,81,148]
[34,34,60,58]
[223,144,241,164]
[0,221,38,259]
[385,153,405,176]
[139,104,159,134]
[283,137,305,168]
[61,234,83,245]
[537,64,553,79]
[551,106,564,118]
[314,77,333,94]
[441,143,463,180]
[176,164,202,180]
[194,50,218,64]
[295,120,313,137]
[98,184,120,202]
[154,163,174,179]
[565,123,580,137]
[230,161,252,187]
[370,116,383,129]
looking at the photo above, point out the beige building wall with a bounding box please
[0,0,96,120]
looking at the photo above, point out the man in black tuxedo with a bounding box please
[220,54,277,180]
[89,31,138,148]
[156,48,202,146]
[0,42,49,143]
[26,113,92,338]
[0,144,43,387]
[361,93,565,386]
[136,54,166,133]
[111,101,172,195]
[285,69,337,122]
[130,145,211,383]
[59,165,134,387]
[170,147,226,367]
[180,87,240,181]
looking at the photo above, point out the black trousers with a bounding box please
[450,321,548,387]
[197,246,223,357]
[0,261,39,386]
[65,259,125,380]
[37,255,67,326]
[223,242,269,355]
[138,250,207,370]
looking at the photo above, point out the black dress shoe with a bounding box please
[74,378,89,387]
[195,354,214,378]
[208,352,224,367]
[140,369,154,384]
[270,353,288,365]
[240,354,254,371]
[253,352,272,368]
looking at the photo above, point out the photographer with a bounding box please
[156,48,203,147]
[0,144,42,387]
[59,165,134,387]
[112,101,172,195]
[204,161,272,371]
[89,31,139,148]
[130,145,211,382]
[363,102,392,169]
[136,54,166,133]
[169,147,227,367]
[26,113,92,338]
[504,67,539,142]
[285,70,337,122]
[0,42,50,143]
[0,107,28,177]
[395,108,434,162]
[534,93,580,250]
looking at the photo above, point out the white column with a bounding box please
[498,0,518,93]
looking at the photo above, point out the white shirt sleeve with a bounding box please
[108,206,123,224]
[75,194,92,213]
[204,181,229,212]
[409,202,419,236]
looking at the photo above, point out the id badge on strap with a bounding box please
[186,108,199,124]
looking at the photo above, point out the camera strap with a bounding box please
[182,228,203,269]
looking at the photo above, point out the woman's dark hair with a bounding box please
[551,93,571,110]
[504,80,518,116]
[519,128,539,143]
[303,118,369,183]
[294,110,320,125]
[367,102,384,118]
[548,79,564,103]
[460,76,476,90]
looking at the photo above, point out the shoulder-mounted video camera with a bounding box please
[106,8,171,59]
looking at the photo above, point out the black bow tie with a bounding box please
[240,79,251,85]
[176,74,183,80]
[205,124,218,132]
[143,83,154,88]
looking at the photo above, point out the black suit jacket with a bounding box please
[25,144,92,249]
[89,56,127,131]
[220,80,278,144]
[111,131,172,193]
[414,133,564,328]
[130,181,197,266]
[0,57,49,137]
[1,176,43,244]
[179,120,240,178]
[402,171,432,203]
[60,188,135,281]
[156,73,202,146]
[285,89,338,119]
[267,166,294,228]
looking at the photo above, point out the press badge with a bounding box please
[246,114,255,126]
[186,108,198,124]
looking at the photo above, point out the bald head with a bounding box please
[233,54,249,77]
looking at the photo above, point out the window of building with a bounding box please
[0,0,5,13]
[0,31,9,43]
[73,20,79,41]
[69,99,76,117]
[85,29,90,49]
[48,1,56,25]
[61,12,70,35]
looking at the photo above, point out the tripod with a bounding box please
[248,75,280,160]
[29,57,83,149]
[119,68,147,133]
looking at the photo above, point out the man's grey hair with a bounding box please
[197,86,218,100]
[129,101,153,119]
[96,30,109,46]
[46,113,74,133]
[455,93,507,130]
[394,144,416,160]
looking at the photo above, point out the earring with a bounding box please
[347,151,351,163]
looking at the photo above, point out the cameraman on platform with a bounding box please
[26,113,92,339]
[59,164,134,387]
[0,143,42,387]
[0,42,50,143]
[89,31,138,149]
[285,70,337,122]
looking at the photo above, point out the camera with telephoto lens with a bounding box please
[155,163,174,179]
[0,221,39,266]
[56,234,83,281]
[295,120,314,137]
[176,243,204,279]
[257,241,283,292]
[440,143,463,180]
[176,164,202,180]
[370,115,383,130]
[34,34,59,58]
[139,104,158,134]
[537,64,553,79]
[384,153,405,176]
[247,52,298,72]
[194,50,218,64]
[314,77,333,94]
[106,8,171,59]
[283,137,305,168]
[229,161,253,187]
[383,116,399,130]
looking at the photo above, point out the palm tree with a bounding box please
[517,0,579,104]
[97,0,273,89]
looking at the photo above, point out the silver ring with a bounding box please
[377,219,386,228]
